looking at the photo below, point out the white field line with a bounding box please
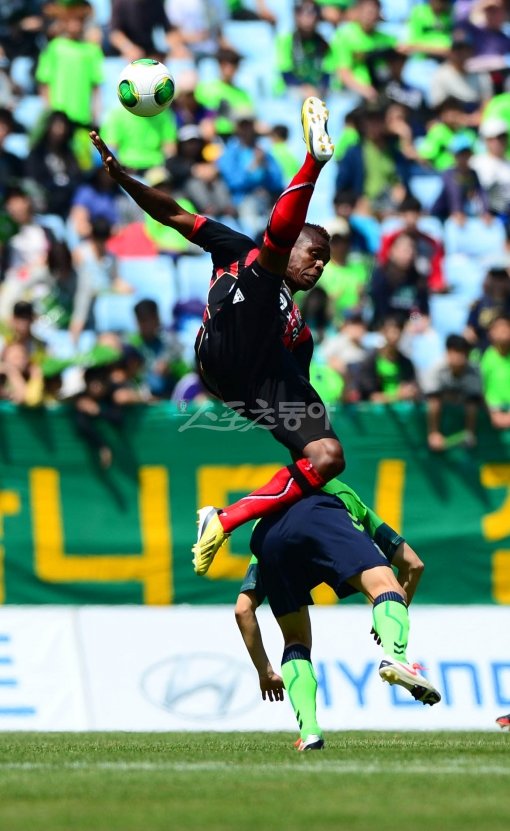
[0,760,508,775]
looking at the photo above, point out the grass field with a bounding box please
[0,732,508,831]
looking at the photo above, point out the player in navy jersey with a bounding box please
[90,97,345,576]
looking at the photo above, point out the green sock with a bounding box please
[372,592,410,662]
[281,645,322,740]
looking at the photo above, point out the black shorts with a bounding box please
[195,260,338,454]
[250,493,392,618]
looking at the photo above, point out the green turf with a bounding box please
[0,732,508,831]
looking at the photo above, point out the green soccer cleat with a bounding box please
[301,97,334,163]
[379,657,441,706]
[192,506,229,576]
[294,734,325,751]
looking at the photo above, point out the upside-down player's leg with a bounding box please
[192,100,343,577]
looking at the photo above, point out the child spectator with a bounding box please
[128,299,186,398]
[269,125,300,183]
[0,108,24,197]
[423,333,482,451]
[404,0,453,58]
[464,267,510,351]
[36,2,103,127]
[470,118,510,220]
[356,315,420,403]
[378,196,446,293]
[319,221,369,324]
[370,234,430,327]
[418,97,476,171]
[328,0,396,102]
[275,2,331,99]
[70,166,121,240]
[26,111,81,219]
[431,133,488,222]
[429,29,492,111]
[322,313,369,399]
[379,50,426,136]
[0,190,52,320]
[335,106,411,210]
[194,48,254,138]
[480,315,510,429]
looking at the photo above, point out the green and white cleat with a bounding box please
[294,734,325,751]
[379,657,441,706]
[192,506,229,576]
[301,97,334,163]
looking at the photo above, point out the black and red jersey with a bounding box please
[190,215,312,367]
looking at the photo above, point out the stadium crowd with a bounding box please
[1,0,510,461]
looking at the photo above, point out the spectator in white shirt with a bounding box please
[470,117,510,217]
[428,29,492,112]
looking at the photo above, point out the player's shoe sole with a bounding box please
[294,734,325,751]
[301,97,334,163]
[496,714,510,730]
[192,507,229,576]
[379,657,441,706]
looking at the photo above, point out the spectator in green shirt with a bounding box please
[194,48,254,137]
[269,125,300,183]
[403,0,453,58]
[319,220,369,324]
[418,96,476,170]
[36,4,103,127]
[481,314,510,430]
[275,2,331,99]
[100,105,176,173]
[327,0,397,101]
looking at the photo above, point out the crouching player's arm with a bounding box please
[235,560,284,701]
[391,541,424,605]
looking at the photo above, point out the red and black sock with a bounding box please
[218,457,326,533]
[263,153,324,255]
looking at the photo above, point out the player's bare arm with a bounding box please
[235,591,284,702]
[89,131,196,236]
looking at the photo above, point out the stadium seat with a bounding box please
[13,96,45,131]
[402,57,440,99]
[350,214,381,254]
[117,256,178,326]
[429,294,471,341]
[35,214,68,242]
[93,294,137,333]
[88,0,112,25]
[444,254,485,301]
[380,0,412,22]
[175,254,212,304]
[3,133,29,159]
[43,329,97,359]
[409,174,443,212]
[10,56,34,93]
[443,216,506,260]
[101,58,126,111]
[222,21,274,61]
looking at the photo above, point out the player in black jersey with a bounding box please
[90,97,345,576]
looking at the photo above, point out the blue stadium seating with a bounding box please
[409,174,444,212]
[429,294,471,341]
[13,96,45,131]
[443,216,506,261]
[43,329,97,359]
[3,133,29,159]
[117,256,178,325]
[443,254,485,301]
[175,254,212,304]
[222,20,275,62]
[93,294,137,333]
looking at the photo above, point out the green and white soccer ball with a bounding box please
[117,59,175,117]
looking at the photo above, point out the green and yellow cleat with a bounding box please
[301,97,334,163]
[192,506,229,576]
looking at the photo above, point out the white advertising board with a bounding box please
[0,606,509,731]
[0,608,87,730]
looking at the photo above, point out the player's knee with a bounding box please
[309,439,345,479]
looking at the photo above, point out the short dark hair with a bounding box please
[334,190,357,207]
[446,334,471,354]
[399,195,422,213]
[436,96,464,115]
[486,267,509,281]
[489,314,510,328]
[134,299,159,320]
[90,216,112,241]
[302,223,330,243]
[381,313,406,330]
[271,124,289,141]
[216,47,241,65]
[13,300,34,320]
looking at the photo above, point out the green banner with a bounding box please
[0,402,509,605]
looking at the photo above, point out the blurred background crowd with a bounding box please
[1,0,510,462]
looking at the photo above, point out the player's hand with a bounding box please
[370,626,381,646]
[89,131,123,181]
[260,672,284,702]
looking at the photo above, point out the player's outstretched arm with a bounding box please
[89,131,196,236]
[392,542,424,605]
[235,591,284,702]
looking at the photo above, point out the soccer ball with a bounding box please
[117,59,175,118]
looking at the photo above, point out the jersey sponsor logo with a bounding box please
[232,288,245,304]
